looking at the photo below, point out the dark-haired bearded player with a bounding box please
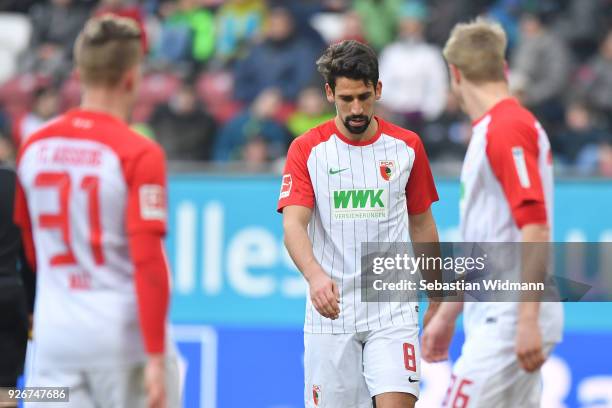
[278,40,441,408]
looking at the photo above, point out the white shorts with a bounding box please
[304,325,420,408]
[24,355,181,408]
[446,325,556,408]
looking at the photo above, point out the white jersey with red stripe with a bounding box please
[459,98,563,343]
[15,109,168,370]
[278,117,439,334]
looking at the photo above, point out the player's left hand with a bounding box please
[421,311,454,362]
[515,318,545,372]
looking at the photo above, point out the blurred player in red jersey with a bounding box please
[14,16,179,408]
[422,19,563,407]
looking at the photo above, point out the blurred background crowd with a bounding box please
[0,0,611,175]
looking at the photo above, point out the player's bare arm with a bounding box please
[283,205,340,320]
[408,208,441,327]
[516,223,550,373]
[145,354,167,408]
[421,301,462,363]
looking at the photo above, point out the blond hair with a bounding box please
[443,18,507,83]
[74,15,143,87]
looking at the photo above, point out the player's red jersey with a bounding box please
[14,109,170,369]
[460,98,562,342]
[277,117,438,333]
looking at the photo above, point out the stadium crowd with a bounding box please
[0,0,611,175]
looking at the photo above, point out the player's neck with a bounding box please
[80,89,131,122]
[335,116,378,143]
[463,82,511,122]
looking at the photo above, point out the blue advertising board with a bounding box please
[174,326,612,408]
[162,175,612,407]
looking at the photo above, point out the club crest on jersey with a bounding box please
[279,174,292,199]
[312,385,321,406]
[379,160,396,181]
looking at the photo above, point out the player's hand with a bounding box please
[307,269,340,320]
[516,318,545,372]
[421,311,455,362]
[144,355,167,408]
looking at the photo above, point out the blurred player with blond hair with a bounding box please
[422,19,563,407]
[14,15,179,408]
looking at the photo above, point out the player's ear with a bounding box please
[450,64,461,85]
[325,83,335,103]
[375,80,382,100]
[122,66,139,93]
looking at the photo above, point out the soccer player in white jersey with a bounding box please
[421,19,564,407]
[278,40,441,408]
[13,16,179,408]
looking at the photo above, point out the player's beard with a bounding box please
[342,114,372,134]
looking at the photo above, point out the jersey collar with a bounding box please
[332,116,383,147]
[471,97,519,127]
[66,108,125,126]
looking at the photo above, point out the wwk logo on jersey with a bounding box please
[379,160,396,181]
[331,189,388,220]
[279,174,292,199]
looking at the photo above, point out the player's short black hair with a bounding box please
[316,40,379,93]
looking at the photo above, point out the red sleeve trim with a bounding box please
[130,231,169,354]
[485,117,547,228]
[513,201,548,228]
[277,126,331,213]
[401,135,439,215]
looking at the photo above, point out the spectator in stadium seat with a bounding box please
[149,82,217,161]
[21,0,90,78]
[13,86,60,147]
[214,0,267,67]
[233,5,319,103]
[286,86,334,139]
[0,136,13,162]
[241,135,270,170]
[0,0,39,12]
[152,0,215,70]
[378,1,448,134]
[556,101,607,173]
[510,11,571,128]
[352,0,403,51]
[337,10,367,44]
[214,88,290,162]
[275,0,328,50]
[575,29,612,123]
[0,108,9,141]
[424,0,490,47]
[95,0,148,52]
[552,0,602,60]
[599,143,612,177]
[485,0,523,52]
[421,91,469,163]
